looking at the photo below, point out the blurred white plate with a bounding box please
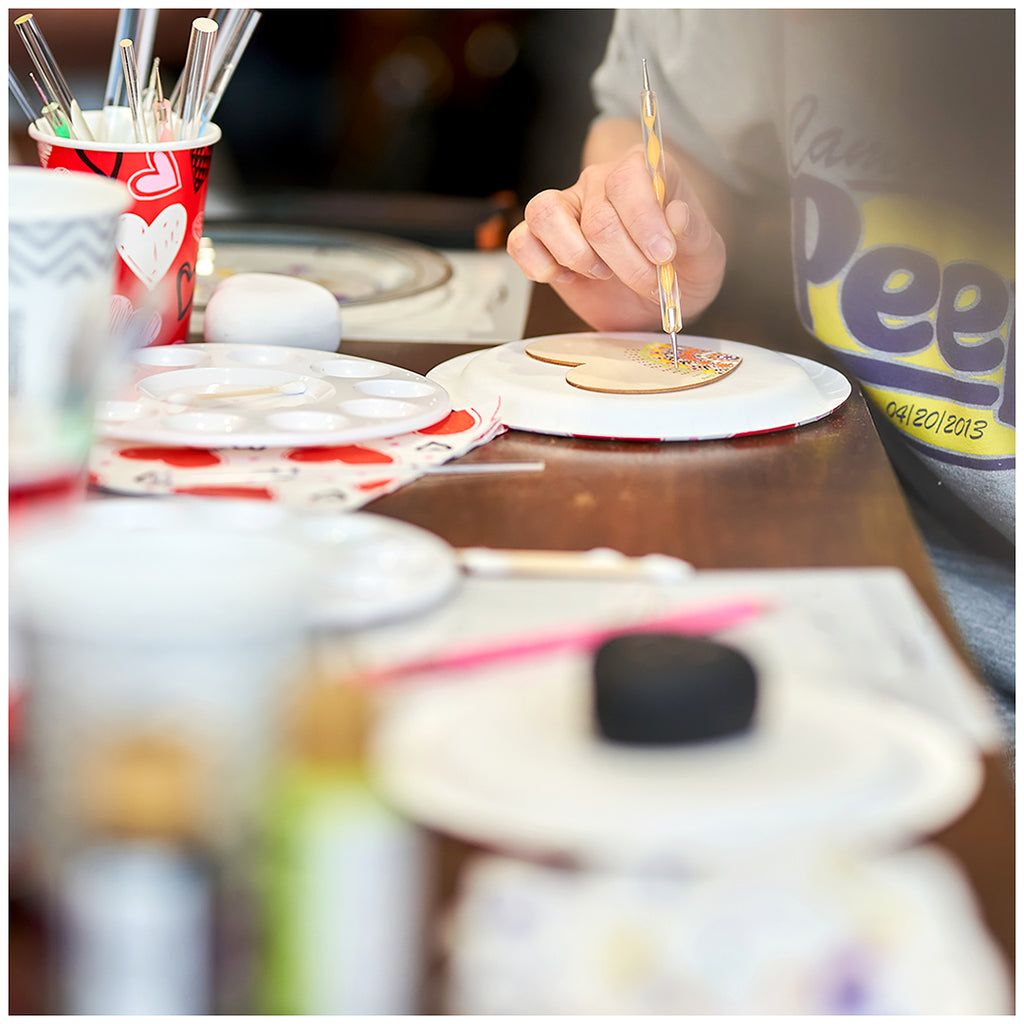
[373,661,982,870]
[192,225,453,318]
[339,251,534,344]
[18,498,461,629]
[428,334,851,441]
[96,343,451,448]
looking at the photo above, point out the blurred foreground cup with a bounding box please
[8,166,129,516]
[29,108,220,348]
[11,507,317,879]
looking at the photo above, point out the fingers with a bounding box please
[665,196,721,261]
[507,188,613,285]
[506,219,574,286]
[506,147,727,325]
[583,149,725,311]
[578,154,664,300]
[602,149,676,266]
[658,199,724,324]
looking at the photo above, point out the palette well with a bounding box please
[429,333,851,441]
[96,342,452,448]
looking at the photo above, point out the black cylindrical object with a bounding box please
[593,633,758,745]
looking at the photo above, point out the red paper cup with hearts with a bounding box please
[29,108,220,348]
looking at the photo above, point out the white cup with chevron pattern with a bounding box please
[9,166,130,517]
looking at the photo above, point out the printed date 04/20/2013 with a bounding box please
[885,400,988,441]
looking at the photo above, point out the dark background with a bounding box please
[9,9,616,202]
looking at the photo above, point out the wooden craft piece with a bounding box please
[524,333,742,394]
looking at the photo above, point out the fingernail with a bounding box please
[555,269,575,285]
[590,260,613,279]
[649,236,674,263]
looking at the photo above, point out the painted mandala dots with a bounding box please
[524,333,742,394]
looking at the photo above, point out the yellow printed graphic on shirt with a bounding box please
[859,386,1014,459]
[795,183,1014,468]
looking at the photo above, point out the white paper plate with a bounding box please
[373,661,982,870]
[17,497,461,629]
[192,224,453,315]
[96,343,451,448]
[428,334,851,441]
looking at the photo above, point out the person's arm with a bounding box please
[507,116,736,332]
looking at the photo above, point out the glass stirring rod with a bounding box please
[640,59,681,368]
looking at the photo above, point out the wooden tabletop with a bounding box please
[7,223,1012,1013]
[346,267,1015,972]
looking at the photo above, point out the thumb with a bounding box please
[665,199,690,241]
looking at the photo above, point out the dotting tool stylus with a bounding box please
[14,13,93,141]
[176,16,218,141]
[640,58,682,368]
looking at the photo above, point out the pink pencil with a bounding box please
[358,595,766,687]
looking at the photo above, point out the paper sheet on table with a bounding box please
[319,566,1003,752]
[339,250,533,344]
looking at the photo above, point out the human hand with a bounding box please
[506,143,726,332]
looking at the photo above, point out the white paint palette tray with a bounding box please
[97,342,452,448]
[428,334,851,441]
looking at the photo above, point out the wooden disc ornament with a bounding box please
[524,334,742,394]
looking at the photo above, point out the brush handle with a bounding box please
[360,596,766,685]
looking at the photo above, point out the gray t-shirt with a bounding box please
[591,10,1015,549]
